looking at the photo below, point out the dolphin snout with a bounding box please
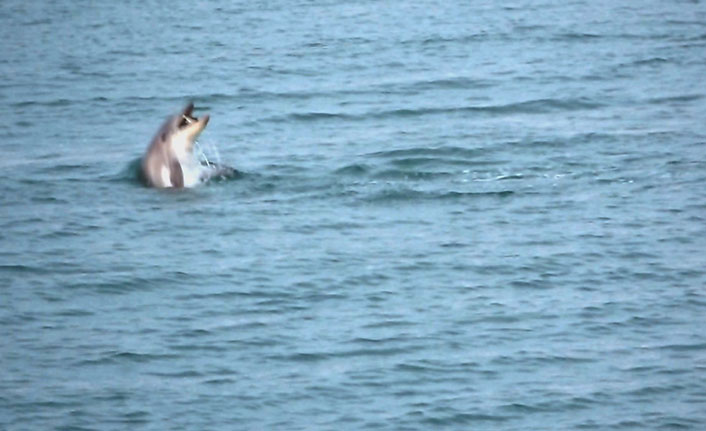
[201,114,210,125]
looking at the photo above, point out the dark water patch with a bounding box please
[10,98,72,108]
[659,342,706,353]
[302,291,348,303]
[178,286,296,302]
[273,352,330,363]
[7,399,83,410]
[395,360,482,376]
[260,162,313,176]
[605,420,649,429]
[653,417,704,430]
[77,351,178,366]
[629,57,670,66]
[111,410,150,424]
[204,378,237,385]
[363,188,514,203]
[211,87,350,103]
[54,309,94,317]
[53,426,97,431]
[68,272,199,295]
[219,78,483,104]
[174,328,212,338]
[647,94,704,105]
[362,319,417,329]
[387,156,477,169]
[397,76,497,92]
[554,32,602,41]
[491,353,596,366]
[334,163,370,176]
[28,193,72,205]
[422,411,512,425]
[342,272,391,289]
[502,396,603,414]
[288,111,354,122]
[375,97,603,119]
[372,169,454,180]
[115,157,144,184]
[266,97,604,124]
[272,345,415,363]
[106,48,147,58]
[440,241,468,249]
[24,18,53,26]
[168,343,230,353]
[352,336,404,345]
[406,33,494,47]
[367,145,485,160]
[148,370,203,378]
[625,384,688,397]
[0,263,47,275]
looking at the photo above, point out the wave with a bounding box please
[65,271,203,295]
[269,345,416,363]
[368,145,484,159]
[264,97,604,124]
[630,57,670,66]
[115,157,144,184]
[403,76,497,91]
[647,94,704,105]
[77,351,178,366]
[422,412,512,425]
[364,188,514,203]
[199,76,497,106]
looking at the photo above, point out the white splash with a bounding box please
[195,140,222,166]
[181,140,230,187]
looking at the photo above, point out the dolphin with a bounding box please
[141,102,211,188]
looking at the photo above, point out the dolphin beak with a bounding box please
[201,114,210,126]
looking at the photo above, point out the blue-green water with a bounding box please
[2,1,706,430]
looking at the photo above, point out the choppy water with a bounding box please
[2,1,706,430]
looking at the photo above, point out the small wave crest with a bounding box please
[364,188,514,203]
[263,97,603,124]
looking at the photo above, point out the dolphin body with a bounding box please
[141,103,233,188]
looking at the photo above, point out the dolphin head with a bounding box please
[171,103,210,151]
[167,102,210,155]
[142,102,214,188]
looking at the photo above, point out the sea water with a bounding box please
[1,1,705,430]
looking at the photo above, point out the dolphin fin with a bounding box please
[170,160,184,188]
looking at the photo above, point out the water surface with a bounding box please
[2,1,706,430]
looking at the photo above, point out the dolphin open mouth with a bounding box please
[178,103,206,129]
[179,114,197,128]
[179,104,197,128]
